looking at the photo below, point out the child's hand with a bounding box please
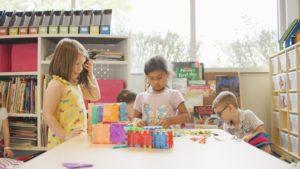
[158,118,171,129]
[3,149,14,158]
[243,135,252,142]
[136,120,147,128]
[83,59,94,78]
[63,128,83,141]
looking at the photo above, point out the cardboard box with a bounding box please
[19,11,33,35]
[39,10,52,34]
[79,10,92,34]
[49,10,62,34]
[69,26,78,34]
[100,25,110,34]
[90,10,102,35]
[69,10,82,34]
[0,11,15,36]
[29,11,43,34]
[59,26,69,34]
[59,11,72,34]
[100,9,112,34]
[90,26,100,35]
[9,11,24,35]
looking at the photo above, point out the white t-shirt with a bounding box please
[0,107,8,140]
[223,109,263,139]
[134,88,184,125]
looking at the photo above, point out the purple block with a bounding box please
[110,123,127,144]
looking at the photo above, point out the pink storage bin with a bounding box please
[96,80,125,103]
[11,43,37,72]
[0,45,11,72]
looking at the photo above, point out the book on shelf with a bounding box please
[279,19,299,50]
[193,105,213,125]
[0,77,37,114]
[9,117,38,147]
[172,78,187,95]
[216,75,239,96]
[172,61,205,112]
[173,61,204,81]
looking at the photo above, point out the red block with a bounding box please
[95,80,125,103]
[11,44,37,72]
[0,45,11,72]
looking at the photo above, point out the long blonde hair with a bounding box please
[49,38,90,86]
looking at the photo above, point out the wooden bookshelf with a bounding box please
[269,42,300,162]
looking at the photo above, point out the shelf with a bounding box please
[0,34,129,44]
[0,72,38,76]
[8,113,38,117]
[288,68,297,72]
[290,131,298,136]
[41,34,129,44]
[289,111,297,114]
[270,44,300,162]
[0,34,129,155]
[41,60,128,65]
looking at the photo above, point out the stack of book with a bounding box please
[9,117,37,148]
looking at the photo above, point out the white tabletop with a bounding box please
[18,129,294,169]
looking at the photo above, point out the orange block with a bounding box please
[103,104,119,122]
[91,124,110,144]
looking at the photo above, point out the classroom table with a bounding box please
[18,129,294,169]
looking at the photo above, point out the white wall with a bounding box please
[240,72,271,134]
[127,72,271,133]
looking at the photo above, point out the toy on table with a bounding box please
[125,126,173,149]
[190,136,207,144]
[63,162,93,169]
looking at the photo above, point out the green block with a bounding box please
[49,26,58,34]
[91,106,99,125]
[69,26,78,34]
[59,26,69,34]
[39,27,48,34]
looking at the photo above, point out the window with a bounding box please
[77,0,190,73]
[196,0,278,68]
[1,0,278,70]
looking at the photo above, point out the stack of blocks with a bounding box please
[125,126,173,149]
[89,102,128,144]
[88,103,174,149]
